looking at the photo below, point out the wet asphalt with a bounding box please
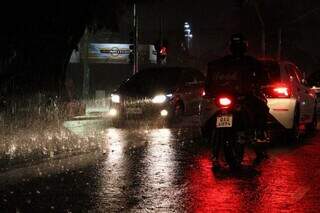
[1,120,320,212]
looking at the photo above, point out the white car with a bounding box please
[200,59,317,142]
[262,60,317,139]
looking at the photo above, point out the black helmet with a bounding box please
[229,33,248,56]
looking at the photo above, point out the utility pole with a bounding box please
[277,28,282,60]
[253,0,266,57]
[82,28,90,100]
[133,3,139,74]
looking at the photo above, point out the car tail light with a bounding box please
[217,96,232,108]
[201,89,206,97]
[265,83,291,98]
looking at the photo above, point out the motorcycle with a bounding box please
[207,93,269,169]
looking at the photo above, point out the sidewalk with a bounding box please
[0,111,110,173]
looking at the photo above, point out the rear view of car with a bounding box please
[108,67,205,126]
[261,60,316,141]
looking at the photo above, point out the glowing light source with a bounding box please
[152,95,166,104]
[111,94,120,103]
[109,108,118,117]
[273,87,289,97]
[217,97,232,108]
[160,110,168,117]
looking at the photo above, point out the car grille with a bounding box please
[124,97,152,107]
[122,97,162,119]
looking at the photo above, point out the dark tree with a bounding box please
[0,0,138,96]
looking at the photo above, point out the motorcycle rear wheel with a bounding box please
[212,128,245,169]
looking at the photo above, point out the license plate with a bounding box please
[216,115,233,128]
[127,108,143,114]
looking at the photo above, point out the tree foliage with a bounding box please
[0,0,142,95]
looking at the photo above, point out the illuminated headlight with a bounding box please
[109,108,118,117]
[152,95,167,104]
[160,109,168,117]
[111,94,120,103]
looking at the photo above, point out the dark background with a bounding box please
[1,0,320,97]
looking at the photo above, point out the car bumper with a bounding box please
[267,98,296,129]
[109,102,171,121]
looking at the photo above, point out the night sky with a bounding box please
[1,0,320,95]
[134,0,320,73]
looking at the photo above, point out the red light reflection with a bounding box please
[185,152,242,212]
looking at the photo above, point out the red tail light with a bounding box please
[201,89,206,97]
[217,96,232,108]
[273,87,289,97]
[266,83,291,98]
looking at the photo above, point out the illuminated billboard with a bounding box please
[69,43,157,64]
[89,43,131,64]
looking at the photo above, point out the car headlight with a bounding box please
[109,108,118,117]
[152,95,167,104]
[111,94,120,103]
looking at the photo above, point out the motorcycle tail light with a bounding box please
[217,96,232,108]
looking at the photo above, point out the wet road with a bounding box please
[1,123,320,212]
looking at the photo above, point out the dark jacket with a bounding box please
[206,55,268,97]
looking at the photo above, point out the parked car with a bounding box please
[108,66,205,125]
[307,71,320,112]
[200,59,317,143]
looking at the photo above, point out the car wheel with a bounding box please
[306,106,317,134]
[286,107,301,144]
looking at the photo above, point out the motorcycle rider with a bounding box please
[206,33,270,167]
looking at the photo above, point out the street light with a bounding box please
[184,22,193,49]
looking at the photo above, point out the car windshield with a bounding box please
[120,68,181,93]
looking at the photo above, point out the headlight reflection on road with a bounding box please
[141,128,177,208]
[105,128,124,163]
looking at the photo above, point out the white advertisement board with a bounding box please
[69,43,157,64]
[89,43,131,64]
